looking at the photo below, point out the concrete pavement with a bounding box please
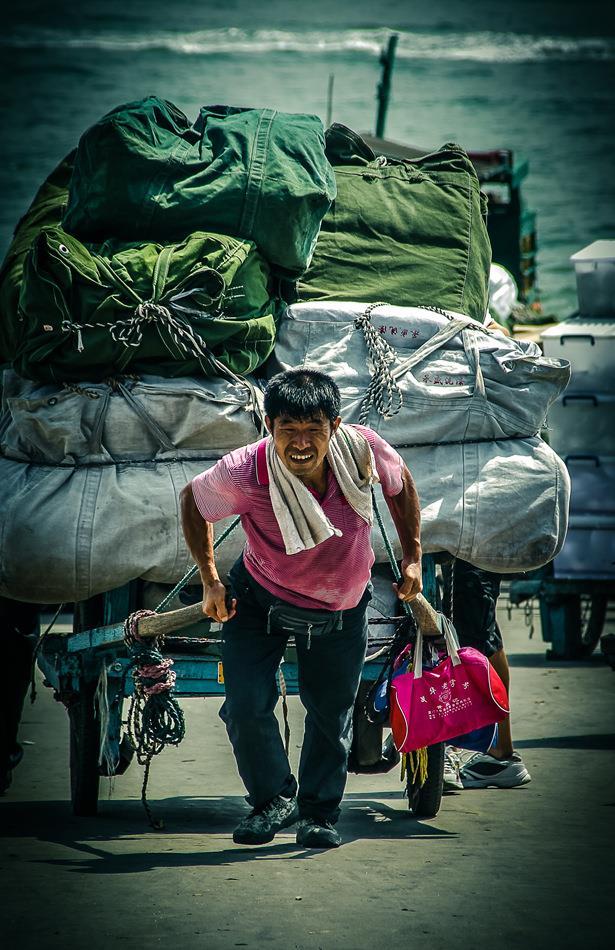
[1,601,614,950]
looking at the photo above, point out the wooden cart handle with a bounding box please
[133,592,440,640]
[407,593,442,637]
[136,602,207,639]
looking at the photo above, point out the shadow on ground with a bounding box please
[0,792,457,874]
[514,732,615,750]
[508,652,609,668]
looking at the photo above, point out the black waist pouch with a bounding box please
[266,601,343,647]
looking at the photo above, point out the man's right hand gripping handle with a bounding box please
[180,483,237,623]
[203,581,237,623]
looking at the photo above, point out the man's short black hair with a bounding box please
[264,369,341,425]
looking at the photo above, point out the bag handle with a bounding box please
[89,387,112,455]
[390,317,475,374]
[462,328,486,399]
[412,614,461,680]
[115,381,177,453]
[151,245,174,302]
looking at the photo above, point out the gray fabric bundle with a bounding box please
[0,297,571,603]
[0,457,245,604]
[0,370,263,465]
[0,435,569,604]
[372,439,570,573]
[267,302,571,446]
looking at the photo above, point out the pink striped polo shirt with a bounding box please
[191,425,404,611]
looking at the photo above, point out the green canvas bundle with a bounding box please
[0,152,74,365]
[63,97,336,278]
[298,124,492,322]
[14,227,277,383]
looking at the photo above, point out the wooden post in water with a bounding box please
[375,33,399,138]
[326,73,334,128]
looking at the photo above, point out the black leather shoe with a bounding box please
[233,795,299,845]
[296,817,341,849]
[0,744,24,795]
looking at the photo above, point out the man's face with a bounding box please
[266,412,341,481]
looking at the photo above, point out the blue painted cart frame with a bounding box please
[37,557,444,820]
[508,565,613,660]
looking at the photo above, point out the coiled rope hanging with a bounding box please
[120,516,241,829]
[123,611,186,830]
[354,302,404,425]
[354,301,474,427]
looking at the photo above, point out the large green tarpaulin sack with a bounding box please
[298,125,491,321]
[14,227,277,383]
[63,97,336,278]
[0,152,74,365]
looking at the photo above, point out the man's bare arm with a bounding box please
[382,463,422,602]
[179,483,236,622]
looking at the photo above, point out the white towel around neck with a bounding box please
[265,422,379,555]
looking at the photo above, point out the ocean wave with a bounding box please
[2,27,614,62]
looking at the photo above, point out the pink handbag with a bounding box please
[390,617,509,753]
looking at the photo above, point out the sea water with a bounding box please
[1,0,614,317]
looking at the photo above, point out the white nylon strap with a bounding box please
[412,614,461,680]
[390,316,486,396]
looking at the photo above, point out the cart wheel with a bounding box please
[69,597,105,817]
[544,594,608,659]
[407,742,445,818]
[576,595,608,657]
[68,682,100,816]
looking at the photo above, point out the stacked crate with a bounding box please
[541,241,615,579]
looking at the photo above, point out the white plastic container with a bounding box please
[547,392,615,456]
[541,318,615,392]
[565,455,615,514]
[554,513,615,579]
[570,240,615,316]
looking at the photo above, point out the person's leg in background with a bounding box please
[488,635,513,759]
[442,558,531,789]
[0,599,38,794]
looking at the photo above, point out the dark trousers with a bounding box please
[441,558,504,658]
[219,556,370,823]
[0,600,37,762]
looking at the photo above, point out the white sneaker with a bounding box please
[443,746,464,791]
[460,751,531,789]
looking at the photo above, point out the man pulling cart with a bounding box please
[181,368,423,848]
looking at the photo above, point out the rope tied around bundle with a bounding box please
[123,609,186,829]
[110,300,212,358]
[354,300,473,427]
[133,300,173,326]
[354,302,404,424]
[61,298,240,382]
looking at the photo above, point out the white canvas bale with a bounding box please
[371,437,570,573]
[267,302,570,446]
[0,370,263,465]
[0,432,569,604]
[0,458,245,603]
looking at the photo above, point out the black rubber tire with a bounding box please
[545,594,608,660]
[407,741,445,818]
[68,681,100,816]
[68,597,104,816]
[576,595,608,657]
